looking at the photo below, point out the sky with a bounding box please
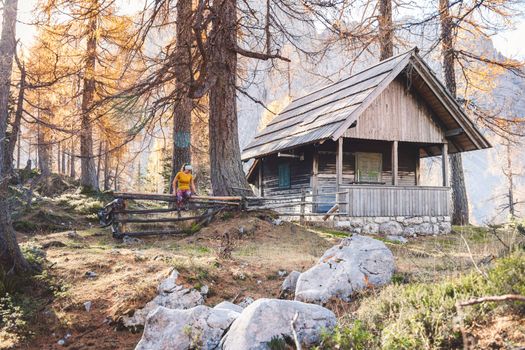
[11,1,525,60]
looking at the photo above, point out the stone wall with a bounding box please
[335,215,452,236]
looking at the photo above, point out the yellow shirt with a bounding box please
[175,171,192,191]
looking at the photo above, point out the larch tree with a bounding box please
[0,0,32,276]
[378,0,394,60]
[439,0,470,225]
[170,0,194,193]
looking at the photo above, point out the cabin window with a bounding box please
[355,152,382,183]
[278,163,291,188]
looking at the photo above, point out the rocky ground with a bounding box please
[3,191,524,349]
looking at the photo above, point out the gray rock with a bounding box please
[237,296,254,308]
[444,216,451,222]
[335,221,352,230]
[123,270,204,328]
[136,305,239,350]
[123,235,144,245]
[379,221,403,235]
[374,216,390,224]
[431,217,438,223]
[403,226,416,236]
[221,299,336,350]
[386,235,408,244]
[295,235,395,304]
[362,222,379,234]
[417,223,433,235]
[439,222,452,234]
[404,217,424,225]
[84,301,92,312]
[200,285,209,296]
[67,231,81,239]
[213,301,244,314]
[395,216,405,222]
[280,271,301,297]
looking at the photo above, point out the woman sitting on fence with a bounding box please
[173,163,197,208]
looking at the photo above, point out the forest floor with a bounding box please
[2,186,525,349]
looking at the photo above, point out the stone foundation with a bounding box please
[335,215,452,236]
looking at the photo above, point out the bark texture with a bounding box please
[0,0,31,275]
[208,0,252,196]
[379,0,393,60]
[170,0,193,193]
[4,61,24,172]
[80,11,99,191]
[440,0,469,225]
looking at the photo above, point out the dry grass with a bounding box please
[10,214,523,350]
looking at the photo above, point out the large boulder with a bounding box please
[295,235,394,304]
[221,298,336,350]
[122,270,205,328]
[135,305,240,350]
[279,270,301,298]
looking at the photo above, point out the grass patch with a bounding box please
[322,250,525,349]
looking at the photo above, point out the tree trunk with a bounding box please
[103,141,110,191]
[0,0,32,275]
[440,0,469,225]
[96,140,102,184]
[5,62,25,172]
[378,0,393,60]
[169,0,193,194]
[70,138,76,178]
[79,12,99,191]
[57,141,61,174]
[37,113,52,178]
[61,146,66,174]
[208,0,252,196]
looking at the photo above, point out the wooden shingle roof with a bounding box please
[241,48,490,160]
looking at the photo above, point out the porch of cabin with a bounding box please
[250,137,451,219]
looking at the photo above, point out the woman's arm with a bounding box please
[172,175,178,193]
[190,177,196,194]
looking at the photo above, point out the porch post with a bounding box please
[258,158,264,196]
[442,143,449,186]
[415,147,420,186]
[392,140,398,185]
[336,137,343,192]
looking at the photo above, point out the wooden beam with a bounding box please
[336,138,343,192]
[415,147,420,186]
[445,128,464,137]
[258,158,263,197]
[312,148,319,212]
[442,143,449,187]
[392,140,398,186]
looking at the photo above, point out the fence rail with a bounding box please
[100,185,451,238]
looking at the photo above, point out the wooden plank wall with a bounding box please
[317,139,418,187]
[258,146,313,197]
[344,77,445,143]
[342,185,451,216]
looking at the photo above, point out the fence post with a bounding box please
[300,188,306,225]
[121,199,128,236]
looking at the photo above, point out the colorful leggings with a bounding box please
[176,189,192,205]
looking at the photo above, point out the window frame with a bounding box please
[355,152,383,183]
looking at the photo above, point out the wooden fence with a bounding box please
[100,185,451,238]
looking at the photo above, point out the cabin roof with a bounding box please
[241,47,491,161]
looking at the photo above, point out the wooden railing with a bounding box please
[339,185,451,217]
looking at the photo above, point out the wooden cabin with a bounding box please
[241,48,490,233]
